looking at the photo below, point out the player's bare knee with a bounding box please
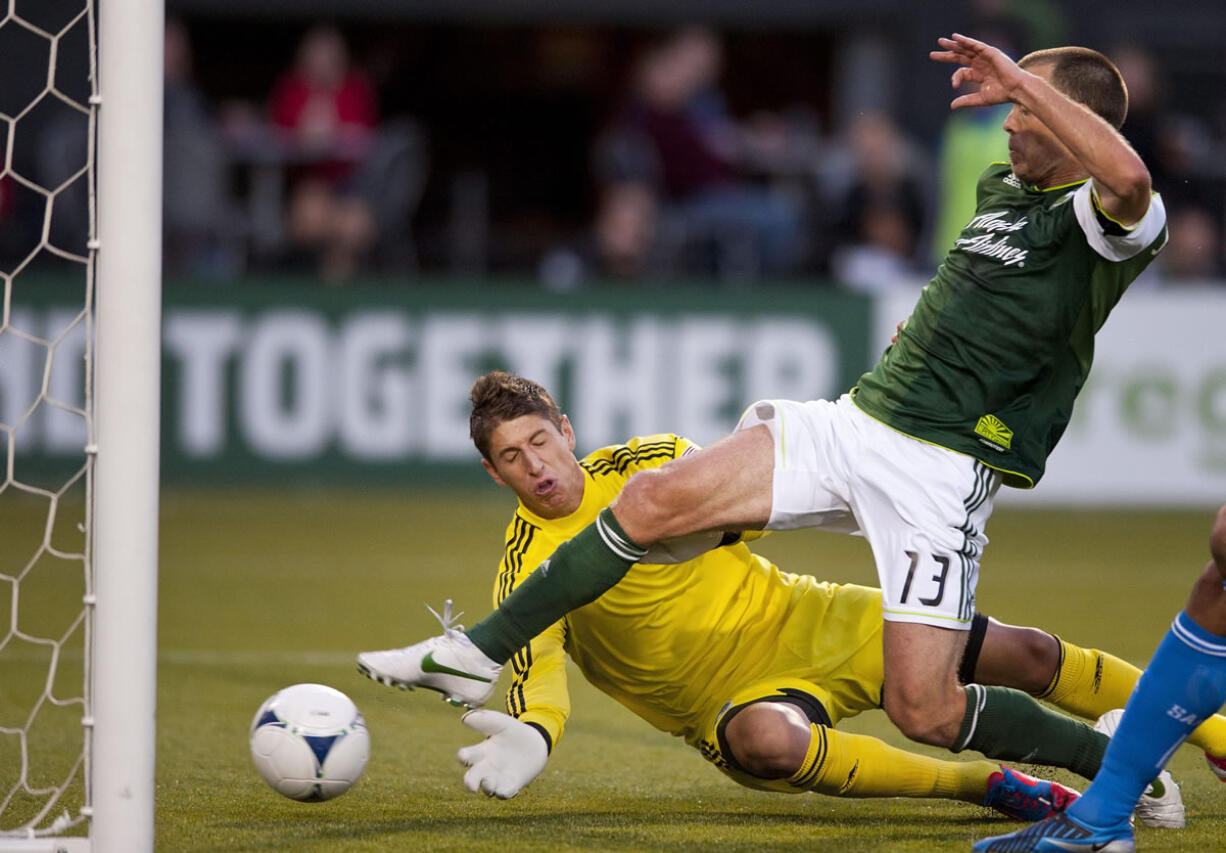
[882,682,962,747]
[723,703,810,779]
[974,620,1057,693]
[1013,628,1061,693]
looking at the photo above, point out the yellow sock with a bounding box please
[786,723,995,804]
[1040,636,1226,757]
[1188,714,1226,758]
[1037,638,1139,717]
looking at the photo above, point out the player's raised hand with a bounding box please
[929,33,1026,111]
[457,709,549,799]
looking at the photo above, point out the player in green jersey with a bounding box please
[359,34,1168,781]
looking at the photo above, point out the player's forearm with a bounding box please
[1012,71,1151,222]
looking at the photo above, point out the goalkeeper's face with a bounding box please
[481,414,586,519]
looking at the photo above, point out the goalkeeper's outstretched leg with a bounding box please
[714,699,1077,821]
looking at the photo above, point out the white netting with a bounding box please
[0,0,97,839]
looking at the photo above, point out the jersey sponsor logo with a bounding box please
[966,211,1028,233]
[956,234,1029,267]
[1003,172,1022,188]
[956,211,1030,267]
[974,414,1013,451]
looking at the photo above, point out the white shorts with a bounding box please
[736,394,1000,629]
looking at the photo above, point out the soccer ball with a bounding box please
[249,683,370,801]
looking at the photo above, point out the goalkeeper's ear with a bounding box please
[481,457,508,488]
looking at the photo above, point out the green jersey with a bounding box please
[853,162,1168,488]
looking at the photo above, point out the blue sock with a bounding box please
[1069,610,1226,829]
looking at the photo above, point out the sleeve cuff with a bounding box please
[523,721,553,754]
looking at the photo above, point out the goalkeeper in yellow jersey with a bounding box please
[363,372,1216,823]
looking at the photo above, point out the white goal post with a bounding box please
[0,0,162,849]
[89,0,163,850]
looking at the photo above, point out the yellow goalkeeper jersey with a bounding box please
[493,434,884,750]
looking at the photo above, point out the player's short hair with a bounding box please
[469,371,565,461]
[1019,46,1128,130]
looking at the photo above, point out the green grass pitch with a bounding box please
[9,490,1226,851]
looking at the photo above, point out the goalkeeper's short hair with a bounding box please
[469,371,565,460]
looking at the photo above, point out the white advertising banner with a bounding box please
[875,287,1226,507]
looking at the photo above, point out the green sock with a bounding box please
[465,507,646,663]
[955,684,1107,780]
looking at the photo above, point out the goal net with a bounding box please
[1,0,98,842]
[1,0,161,850]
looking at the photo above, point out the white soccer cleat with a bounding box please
[1093,709,1186,829]
[357,600,502,709]
[1136,770,1186,829]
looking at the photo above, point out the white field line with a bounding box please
[159,649,357,667]
[2,648,357,667]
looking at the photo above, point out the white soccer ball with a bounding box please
[249,683,370,801]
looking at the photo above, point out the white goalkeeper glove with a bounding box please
[457,709,549,799]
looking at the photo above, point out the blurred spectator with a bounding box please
[1111,43,1224,280]
[600,26,803,281]
[0,176,13,250]
[539,180,664,290]
[164,18,240,278]
[0,172,29,275]
[929,8,1019,265]
[929,101,1011,265]
[1112,44,1169,191]
[1111,44,1218,211]
[970,0,1068,54]
[828,111,928,292]
[1158,206,1223,284]
[268,25,379,282]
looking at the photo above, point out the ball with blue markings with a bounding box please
[249,683,369,801]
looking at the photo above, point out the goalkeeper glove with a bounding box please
[457,709,549,799]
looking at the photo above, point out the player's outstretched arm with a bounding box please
[930,32,1151,224]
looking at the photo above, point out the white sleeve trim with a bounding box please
[1072,180,1167,261]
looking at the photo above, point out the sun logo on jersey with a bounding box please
[974,414,1013,452]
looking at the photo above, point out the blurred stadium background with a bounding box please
[3,0,1226,849]
[6,0,1226,502]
